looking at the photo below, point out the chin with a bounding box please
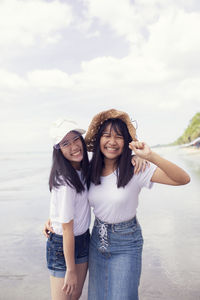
[74,156,83,162]
[104,154,119,160]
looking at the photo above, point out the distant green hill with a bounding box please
[173,112,200,145]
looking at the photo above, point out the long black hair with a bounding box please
[89,118,134,188]
[49,132,89,193]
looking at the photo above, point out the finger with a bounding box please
[62,283,67,292]
[136,161,142,174]
[131,156,136,166]
[134,165,137,174]
[134,167,139,174]
[71,284,76,295]
[135,142,144,149]
[62,282,71,294]
[139,161,143,173]
[129,143,134,150]
[133,157,138,173]
[46,224,53,232]
[134,162,139,174]
[129,143,137,153]
[43,227,51,237]
[132,160,135,166]
[129,141,144,150]
[42,229,49,238]
[129,141,136,149]
[66,285,73,295]
[135,160,142,174]
[142,162,146,172]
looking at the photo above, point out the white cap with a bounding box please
[49,118,86,145]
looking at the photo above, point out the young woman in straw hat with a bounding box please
[45,119,91,300]
[84,109,190,300]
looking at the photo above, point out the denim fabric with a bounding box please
[88,217,143,300]
[49,269,66,278]
[46,229,90,277]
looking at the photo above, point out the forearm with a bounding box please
[148,151,190,184]
[62,223,75,271]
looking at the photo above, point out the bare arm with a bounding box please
[129,141,190,186]
[148,151,190,185]
[62,220,77,295]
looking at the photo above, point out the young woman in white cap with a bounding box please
[84,109,190,300]
[46,119,91,300]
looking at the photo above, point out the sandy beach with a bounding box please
[0,146,200,300]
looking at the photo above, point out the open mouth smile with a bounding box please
[71,150,81,156]
[105,147,119,152]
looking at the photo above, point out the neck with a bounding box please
[103,157,117,172]
[71,161,81,170]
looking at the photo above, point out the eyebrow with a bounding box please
[61,135,80,144]
[102,130,123,136]
[102,130,110,134]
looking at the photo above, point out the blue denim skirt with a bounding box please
[46,229,90,278]
[88,217,143,300]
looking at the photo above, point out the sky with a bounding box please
[0,0,200,152]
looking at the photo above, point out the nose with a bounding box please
[108,135,117,145]
[69,140,79,151]
[71,142,79,150]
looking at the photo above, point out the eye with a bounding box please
[73,136,80,142]
[116,135,123,139]
[61,141,69,147]
[102,132,110,137]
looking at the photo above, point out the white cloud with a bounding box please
[84,0,200,77]
[0,69,27,89]
[0,0,73,47]
[28,69,74,89]
[176,78,200,100]
[84,0,150,44]
[70,55,170,95]
[144,10,200,66]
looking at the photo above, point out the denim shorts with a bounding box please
[88,216,143,300]
[46,229,90,278]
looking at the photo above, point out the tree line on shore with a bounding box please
[173,112,200,145]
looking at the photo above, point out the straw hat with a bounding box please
[85,109,137,152]
[50,118,85,145]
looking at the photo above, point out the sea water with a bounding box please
[0,147,199,300]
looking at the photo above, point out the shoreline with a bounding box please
[178,146,200,156]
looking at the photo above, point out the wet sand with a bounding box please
[0,147,199,300]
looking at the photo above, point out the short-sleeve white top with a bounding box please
[49,171,91,236]
[88,164,157,224]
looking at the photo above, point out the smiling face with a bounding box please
[59,131,83,168]
[100,124,124,161]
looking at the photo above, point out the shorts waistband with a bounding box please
[94,216,137,231]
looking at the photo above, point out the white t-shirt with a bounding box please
[49,171,91,236]
[88,164,157,224]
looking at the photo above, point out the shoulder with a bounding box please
[52,181,76,195]
[133,163,157,187]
